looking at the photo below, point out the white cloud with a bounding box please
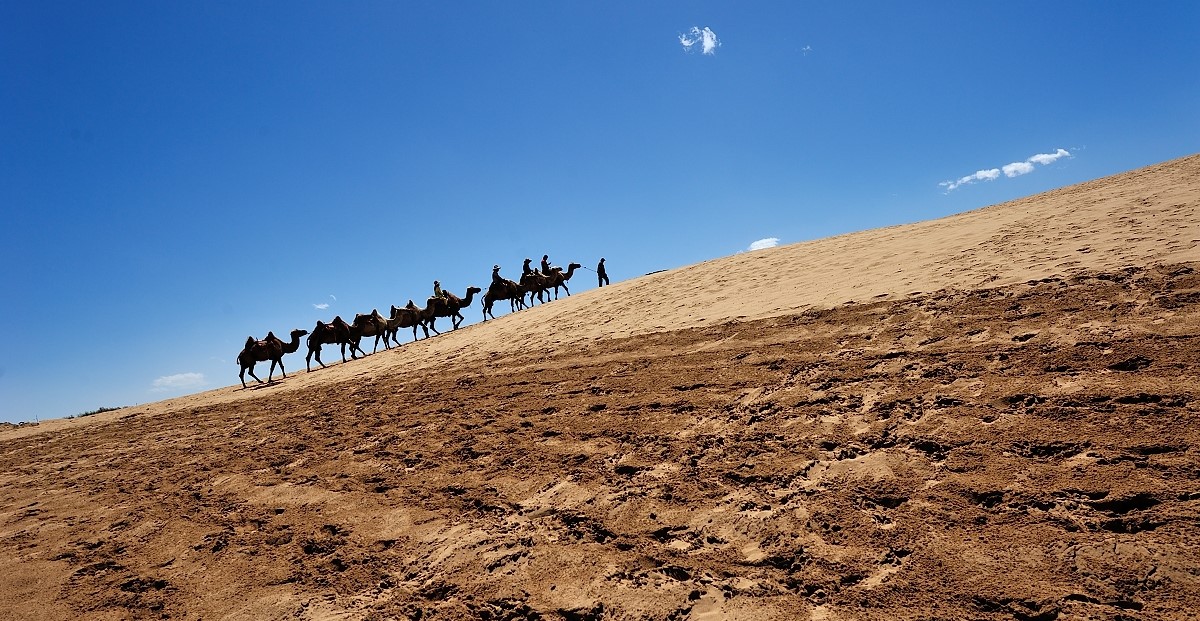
[313,294,335,310]
[680,27,720,55]
[1002,161,1035,177]
[802,45,813,55]
[1028,148,1070,165]
[151,372,206,393]
[748,237,780,251]
[940,168,1001,192]
[941,148,1071,192]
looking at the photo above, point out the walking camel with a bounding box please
[429,286,481,331]
[407,298,441,336]
[482,278,528,320]
[237,328,308,388]
[544,263,582,300]
[305,316,356,371]
[386,298,439,345]
[348,309,391,357]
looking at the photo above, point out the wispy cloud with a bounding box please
[941,148,1071,192]
[1002,161,1034,177]
[151,372,206,393]
[680,26,720,55]
[313,294,336,310]
[748,237,780,251]
[1028,148,1071,166]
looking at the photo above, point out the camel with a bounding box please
[482,278,528,320]
[305,316,356,371]
[520,270,553,305]
[429,286,481,331]
[348,309,390,356]
[386,298,439,345]
[407,298,441,336]
[544,262,582,300]
[237,328,308,388]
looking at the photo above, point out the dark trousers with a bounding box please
[598,273,609,286]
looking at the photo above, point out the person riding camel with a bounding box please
[522,258,534,277]
[541,254,553,275]
[491,264,504,287]
[433,280,446,300]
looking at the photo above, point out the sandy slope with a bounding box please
[1,154,1198,620]
[10,155,1197,437]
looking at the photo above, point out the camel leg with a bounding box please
[267,359,277,383]
[427,320,440,336]
[244,363,263,386]
[453,311,463,329]
[277,358,286,380]
[307,345,326,371]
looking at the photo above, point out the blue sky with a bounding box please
[2,2,1198,423]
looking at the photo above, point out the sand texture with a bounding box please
[1,154,1199,619]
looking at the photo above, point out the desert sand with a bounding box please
[1,154,1198,619]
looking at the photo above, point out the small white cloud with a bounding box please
[940,168,1001,192]
[1002,161,1035,177]
[802,45,813,55]
[151,372,206,393]
[313,303,329,310]
[680,26,721,55]
[1028,148,1070,166]
[748,237,780,251]
[941,148,1071,192]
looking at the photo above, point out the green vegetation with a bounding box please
[73,406,124,419]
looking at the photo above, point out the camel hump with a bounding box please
[244,336,256,349]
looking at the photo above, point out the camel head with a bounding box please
[290,329,309,339]
[467,286,482,296]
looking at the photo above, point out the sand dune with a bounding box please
[1,154,1198,619]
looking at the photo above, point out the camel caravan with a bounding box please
[236,256,587,388]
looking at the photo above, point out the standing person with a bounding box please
[522,258,534,277]
[541,254,553,275]
[597,257,609,287]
